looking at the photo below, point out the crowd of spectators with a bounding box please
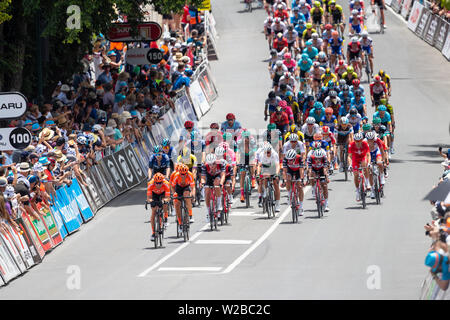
[0,3,207,230]
[428,0,450,21]
[423,147,450,292]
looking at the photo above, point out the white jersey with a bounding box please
[264,18,274,30]
[272,64,288,76]
[282,141,306,155]
[284,30,298,43]
[271,22,287,35]
[258,150,280,174]
[301,123,320,138]
[279,75,296,88]
[324,96,342,108]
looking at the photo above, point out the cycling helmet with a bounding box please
[314,149,327,158]
[223,132,233,140]
[351,36,359,43]
[206,153,217,164]
[289,133,299,142]
[313,61,320,68]
[339,79,347,87]
[349,108,358,115]
[277,32,283,38]
[275,17,281,23]
[351,9,358,15]
[268,91,276,99]
[342,85,350,92]
[318,51,326,59]
[325,107,333,115]
[379,69,385,76]
[276,60,284,67]
[226,113,235,120]
[301,53,309,60]
[153,145,161,154]
[329,90,337,97]
[215,146,225,157]
[285,149,297,160]
[314,1,321,7]
[210,122,219,129]
[264,145,273,152]
[306,40,313,46]
[329,0,336,4]
[306,117,316,124]
[328,80,335,87]
[242,130,251,138]
[354,132,364,141]
[341,116,349,124]
[311,32,319,40]
[361,30,369,38]
[380,98,388,105]
[270,48,277,56]
[311,141,322,149]
[354,89,362,96]
[314,101,323,109]
[325,24,333,30]
[322,126,330,134]
[338,59,345,66]
[284,52,292,59]
[374,75,381,82]
[325,67,331,74]
[153,173,165,183]
[77,136,87,145]
[179,164,189,174]
[347,66,354,73]
[184,120,194,129]
[306,22,313,29]
[161,138,170,147]
[372,117,382,124]
[362,124,372,132]
[377,105,387,111]
[191,130,201,141]
[352,79,360,86]
[267,123,277,130]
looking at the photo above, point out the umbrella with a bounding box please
[424,179,450,202]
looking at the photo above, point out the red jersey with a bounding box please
[147,180,170,197]
[270,111,289,126]
[348,141,370,160]
[273,37,288,51]
[370,81,387,95]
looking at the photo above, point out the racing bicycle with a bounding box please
[172,195,193,242]
[261,175,276,219]
[145,200,167,249]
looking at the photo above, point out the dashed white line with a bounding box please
[195,240,253,245]
[158,267,222,272]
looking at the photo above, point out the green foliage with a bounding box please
[0,0,12,24]
[151,0,205,15]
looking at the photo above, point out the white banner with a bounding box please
[126,48,150,66]
[190,81,211,116]
[442,32,450,60]
[160,110,178,143]
[0,236,21,283]
[0,231,26,274]
[0,92,27,119]
[408,1,424,31]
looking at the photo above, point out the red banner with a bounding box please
[107,22,162,42]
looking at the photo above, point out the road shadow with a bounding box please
[344,206,366,210]
[409,144,449,149]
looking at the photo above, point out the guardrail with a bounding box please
[391,0,450,61]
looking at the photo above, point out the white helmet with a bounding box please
[352,9,359,15]
[354,132,364,141]
[313,148,326,158]
[361,30,369,38]
[365,131,376,140]
[215,146,225,156]
[285,149,297,160]
[206,153,217,164]
[311,32,319,39]
[276,60,283,67]
[306,117,316,124]
[264,145,273,152]
[289,133,299,142]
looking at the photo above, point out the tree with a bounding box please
[151,0,204,15]
[0,0,12,24]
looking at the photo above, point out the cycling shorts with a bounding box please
[337,134,350,145]
[351,155,367,170]
[152,167,168,176]
[204,172,221,187]
[312,15,322,24]
[175,184,191,197]
[349,50,361,61]
[370,149,383,163]
[310,167,327,182]
[351,23,362,34]
[374,0,384,8]
[362,46,372,55]
[286,167,301,180]
[150,192,164,208]
[331,46,342,55]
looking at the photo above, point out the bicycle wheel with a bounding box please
[360,179,366,209]
[183,208,189,242]
[291,191,298,223]
[176,215,181,238]
[316,184,322,218]
[209,203,214,231]
[245,175,251,208]
[269,184,275,218]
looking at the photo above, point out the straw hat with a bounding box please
[175,52,183,60]
[120,111,132,120]
[57,115,68,126]
[53,150,66,163]
[39,128,55,141]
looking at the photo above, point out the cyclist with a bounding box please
[256,144,281,212]
[321,24,334,50]
[147,173,170,241]
[311,33,324,52]
[265,91,282,121]
[321,68,337,86]
[372,117,389,162]
[335,116,354,172]
[334,59,348,79]
[301,116,321,147]
[323,90,342,117]
[328,0,345,36]
[285,93,303,126]
[378,69,391,96]
[187,130,206,165]
[283,52,297,73]
[179,120,200,144]
[283,132,307,162]
[285,26,299,52]
[279,72,296,92]
[274,3,289,21]
[379,97,395,153]
[328,31,344,68]
[307,148,330,211]
[221,113,242,146]
[271,18,287,37]
[365,131,386,197]
[177,146,198,176]
[346,37,363,78]
[350,78,365,96]
[264,16,275,48]
[310,62,325,96]
[371,0,386,29]
[316,51,328,69]
[348,132,371,201]
[148,145,171,180]
[348,9,364,36]
[283,149,306,215]
[320,107,338,133]
[347,107,362,134]
[272,60,288,91]
[291,7,306,26]
[350,0,365,14]
[309,102,325,125]
[338,84,354,103]
[297,53,313,92]
[284,124,305,143]
[263,123,283,155]
[341,66,359,86]
[270,106,290,137]
[200,153,226,222]
[321,126,339,170]
[298,0,312,23]
[372,105,392,151]
[236,130,258,202]
[273,32,289,53]
[310,1,325,30]
[215,145,236,205]
[350,89,367,117]
[360,30,374,77]
[369,75,387,106]
[161,138,176,172]
[171,164,195,228]
[303,40,319,60]
[205,122,223,154]
[302,23,317,46]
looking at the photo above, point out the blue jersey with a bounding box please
[303,47,319,60]
[298,58,313,72]
[310,108,325,123]
[319,115,337,132]
[328,37,343,55]
[351,97,366,116]
[338,91,354,101]
[350,85,365,96]
[163,146,177,163]
[221,120,242,134]
[290,13,305,25]
[373,111,391,124]
[148,153,170,170]
[295,23,306,35]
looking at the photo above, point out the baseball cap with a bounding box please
[0,177,7,187]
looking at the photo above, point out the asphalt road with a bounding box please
[1,0,449,299]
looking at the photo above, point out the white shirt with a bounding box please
[283,141,305,155]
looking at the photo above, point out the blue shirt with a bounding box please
[148,154,170,170]
[351,97,366,115]
[220,120,242,133]
[319,115,337,132]
[97,71,112,85]
[310,108,325,123]
[290,13,305,25]
[373,111,391,124]
[338,91,354,101]
[303,47,319,60]
[298,58,313,72]
[173,76,191,90]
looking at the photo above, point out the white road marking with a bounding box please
[158,267,222,272]
[195,240,253,245]
[222,186,311,274]
[230,211,256,216]
[137,223,209,277]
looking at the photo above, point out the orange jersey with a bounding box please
[171,172,195,188]
[169,170,179,186]
[147,180,170,197]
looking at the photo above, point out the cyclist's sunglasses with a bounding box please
[155,181,163,185]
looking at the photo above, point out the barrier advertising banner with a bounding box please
[391,0,403,13]
[68,178,94,222]
[39,206,63,248]
[114,148,140,188]
[0,229,27,273]
[104,154,128,194]
[0,236,21,283]
[424,14,440,45]
[124,145,147,182]
[83,174,102,210]
[55,188,82,234]
[190,80,211,116]
[198,68,218,104]
[29,214,52,251]
[408,1,424,31]
[4,223,35,269]
[49,204,68,240]
[401,0,413,18]
[160,110,178,143]
[94,163,117,202]
[434,19,449,51]
[442,32,450,60]
[16,216,44,262]
[416,8,431,38]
